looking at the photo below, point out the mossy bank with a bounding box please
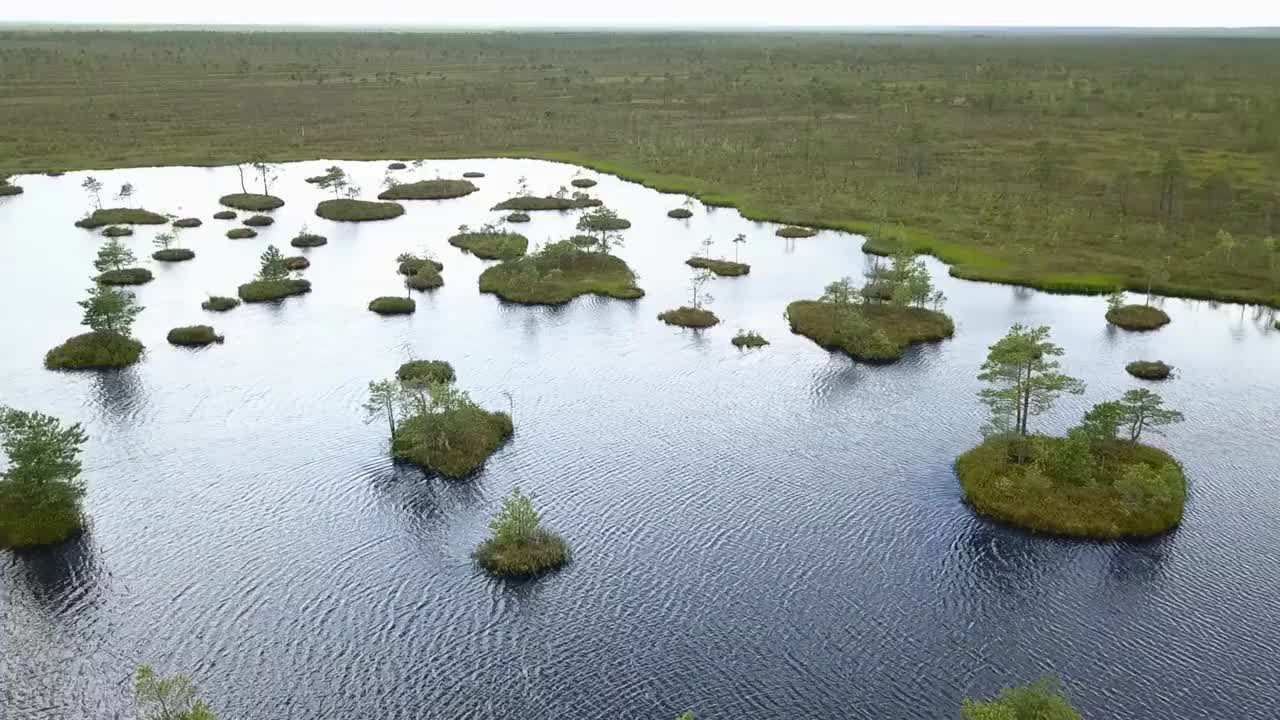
[315,199,405,222]
[45,331,144,370]
[786,301,953,363]
[478,241,643,305]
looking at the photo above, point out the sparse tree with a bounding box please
[1106,288,1126,313]
[977,324,1085,445]
[1116,389,1184,443]
[0,407,88,489]
[257,245,288,281]
[821,276,859,320]
[489,487,541,546]
[1074,400,1125,445]
[700,236,715,258]
[731,233,746,262]
[318,166,347,199]
[251,156,276,195]
[363,380,401,436]
[134,665,217,720]
[81,176,104,209]
[94,237,137,273]
[577,206,625,254]
[78,283,144,336]
[115,182,135,207]
[689,268,715,310]
[153,231,175,252]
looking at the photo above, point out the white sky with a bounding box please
[3,1,1277,27]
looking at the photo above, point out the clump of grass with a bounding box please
[387,161,407,170]
[152,248,195,262]
[283,256,310,270]
[397,360,456,384]
[201,295,240,312]
[291,233,328,247]
[492,195,602,211]
[212,210,237,220]
[462,171,485,178]
[172,217,202,228]
[667,208,693,219]
[101,225,134,237]
[96,267,154,285]
[786,301,954,363]
[473,488,569,578]
[392,405,513,478]
[449,229,529,260]
[397,253,444,276]
[571,178,597,188]
[243,214,274,227]
[658,306,720,328]
[686,256,750,276]
[578,213,631,231]
[76,208,167,229]
[166,325,224,346]
[377,179,478,200]
[956,436,1185,539]
[479,240,644,305]
[227,228,257,239]
[776,226,817,238]
[731,329,769,348]
[505,212,531,223]
[219,193,284,211]
[315,198,404,222]
[237,278,311,302]
[1107,304,1171,331]
[44,331,144,370]
[1126,360,1174,380]
[369,296,416,315]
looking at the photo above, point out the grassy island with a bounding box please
[391,402,513,479]
[315,198,404,222]
[474,488,570,578]
[377,179,478,200]
[226,228,257,239]
[172,217,202,228]
[387,161,407,170]
[1126,360,1174,380]
[658,306,720,328]
[152,248,195,262]
[731,330,769,348]
[218,193,284,211]
[397,254,444,276]
[449,229,529,260]
[776,226,817,238]
[291,233,327,247]
[0,408,89,549]
[1107,304,1171,331]
[667,208,693,219]
[0,182,22,196]
[101,225,134,237]
[687,256,749,276]
[167,325,224,346]
[397,360,456,384]
[97,267,154,285]
[787,301,953,363]
[478,241,644,305]
[505,212,531,223]
[201,296,240,312]
[369,296,416,315]
[243,214,274,227]
[570,178,597,188]
[237,278,311,302]
[462,171,485,178]
[492,195,601,211]
[283,256,309,270]
[212,210,237,220]
[75,208,167,229]
[578,213,631,231]
[45,331,144,370]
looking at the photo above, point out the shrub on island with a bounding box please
[201,296,240,312]
[377,179,478,200]
[578,212,631,231]
[172,217,202,228]
[243,214,274,227]
[478,241,644,305]
[474,488,570,578]
[152,248,195,262]
[658,307,720,328]
[569,235,597,248]
[570,178,597,188]
[227,228,257,239]
[166,325,224,346]
[448,228,529,260]
[101,225,134,237]
[397,360,456,384]
[731,330,769,348]
[1107,304,1171,331]
[787,300,952,363]
[218,193,284,211]
[283,256,309,270]
[505,212,531,223]
[397,253,444,276]
[390,399,513,479]
[45,331,144,370]
[491,195,602,211]
[213,210,237,220]
[776,226,817,238]
[238,278,310,302]
[686,256,749,276]
[667,208,693,219]
[1126,360,1173,380]
[369,296,416,315]
[97,268,154,285]
[0,408,89,548]
[291,233,328,247]
[315,199,404,222]
[462,171,485,178]
[75,208,167,229]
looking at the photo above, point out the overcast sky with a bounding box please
[3,1,1276,27]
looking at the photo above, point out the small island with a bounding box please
[387,161,407,170]
[377,179,478,200]
[172,217,202,228]
[227,228,257,239]
[478,240,644,305]
[97,268,154,285]
[398,253,444,291]
[101,225,134,237]
[397,360,456,384]
[492,194,601,211]
[1106,291,1171,331]
[46,284,145,370]
[577,207,631,231]
[776,226,817,238]
[291,232,328,247]
[448,226,529,260]
[369,296,416,315]
[731,330,769,348]
[212,210,237,220]
[166,325,224,347]
[687,256,749,277]
[243,214,274,227]
[658,306,720,328]
[152,248,195,262]
[0,407,90,548]
[1126,360,1174,380]
[202,296,240,312]
[237,245,312,302]
[75,207,167,229]
[462,171,485,178]
[218,193,284,211]
[474,488,570,578]
[570,178,597,188]
[505,212,531,223]
[667,208,693,219]
[284,256,309,270]
[0,181,23,197]
[92,237,154,285]
[315,198,405,222]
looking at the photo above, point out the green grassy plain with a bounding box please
[2,30,1279,303]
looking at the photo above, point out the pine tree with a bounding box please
[257,245,288,281]
[489,487,542,546]
[94,238,137,273]
[78,284,144,336]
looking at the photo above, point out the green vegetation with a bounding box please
[167,325,224,346]
[398,252,444,290]
[46,283,145,370]
[479,240,644,304]
[212,210,237,220]
[397,360,456,384]
[226,228,257,239]
[962,678,1081,720]
[218,193,283,211]
[492,195,601,211]
[75,207,166,229]
[283,256,309,270]
[291,232,327,247]
[93,236,153,284]
[731,330,769,348]
[101,225,133,237]
[237,245,311,302]
[306,166,343,184]
[369,296,416,315]
[0,407,89,548]
[201,295,240,312]
[667,208,693,219]
[578,206,631,231]
[505,212,531,223]
[571,178,597,188]
[387,161,407,170]
[0,181,22,196]
[97,267,154,285]
[568,235,596,248]
[1126,360,1174,380]
[152,248,195,262]
[463,171,485,178]
[658,307,719,328]
[315,198,404,221]
[134,666,217,720]
[243,214,274,227]
[377,178,478,200]
[474,488,570,578]
[449,226,529,260]
[172,217,202,228]
[1106,292,1172,331]
[776,226,817,238]
[687,256,749,276]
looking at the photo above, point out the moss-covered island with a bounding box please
[212,210,237,220]
[226,228,257,239]
[658,307,720,328]
[75,208,167,229]
[377,179,478,200]
[397,360,456,384]
[570,178,597,188]
[218,193,284,211]
[1126,360,1174,380]
[243,214,274,227]
[283,256,310,271]
[474,488,570,578]
[492,195,601,211]
[201,295,240,312]
[667,208,693,219]
[505,212,531,223]
[0,181,23,196]
[478,240,644,305]
[368,296,416,315]
[787,301,952,363]
[101,225,134,237]
[172,217,202,228]
[687,256,749,276]
[45,331,144,370]
[731,330,769,348]
[776,226,817,238]
[315,198,405,222]
[1107,303,1171,331]
[397,253,444,290]
[462,171,485,178]
[238,244,312,302]
[166,325,224,346]
[97,267,155,285]
[0,407,89,549]
[152,248,195,262]
[387,161,407,170]
[448,227,529,260]
[291,232,328,247]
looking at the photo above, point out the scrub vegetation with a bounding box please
[46,282,145,370]
[474,488,571,578]
[237,245,312,302]
[377,178,478,200]
[479,240,644,304]
[448,225,529,260]
[315,198,404,221]
[167,325,224,346]
[219,193,284,211]
[0,407,90,548]
[75,208,166,229]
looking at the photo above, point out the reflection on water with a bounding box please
[2,159,1280,720]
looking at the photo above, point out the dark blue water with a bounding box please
[2,160,1279,720]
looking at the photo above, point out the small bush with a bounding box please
[219,193,284,211]
[101,225,134,237]
[243,214,274,227]
[315,198,405,222]
[291,233,328,247]
[1107,304,1171,331]
[212,210,237,220]
[201,296,240,312]
[75,208,167,229]
[492,195,601,211]
[227,228,257,239]
[686,256,749,276]
[462,171,485,178]
[166,325,224,346]
[44,331,144,370]
[397,360,456,384]
[449,231,529,260]
[152,248,195,262]
[658,306,720,328]
[96,267,154,285]
[505,212,531,223]
[475,529,570,578]
[667,208,693,219]
[284,256,310,270]
[172,217,202,228]
[377,179,478,200]
[237,278,311,303]
[369,296,416,314]
[776,226,817,238]
[1126,360,1173,380]
[731,330,769,348]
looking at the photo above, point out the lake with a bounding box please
[2,159,1279,720]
